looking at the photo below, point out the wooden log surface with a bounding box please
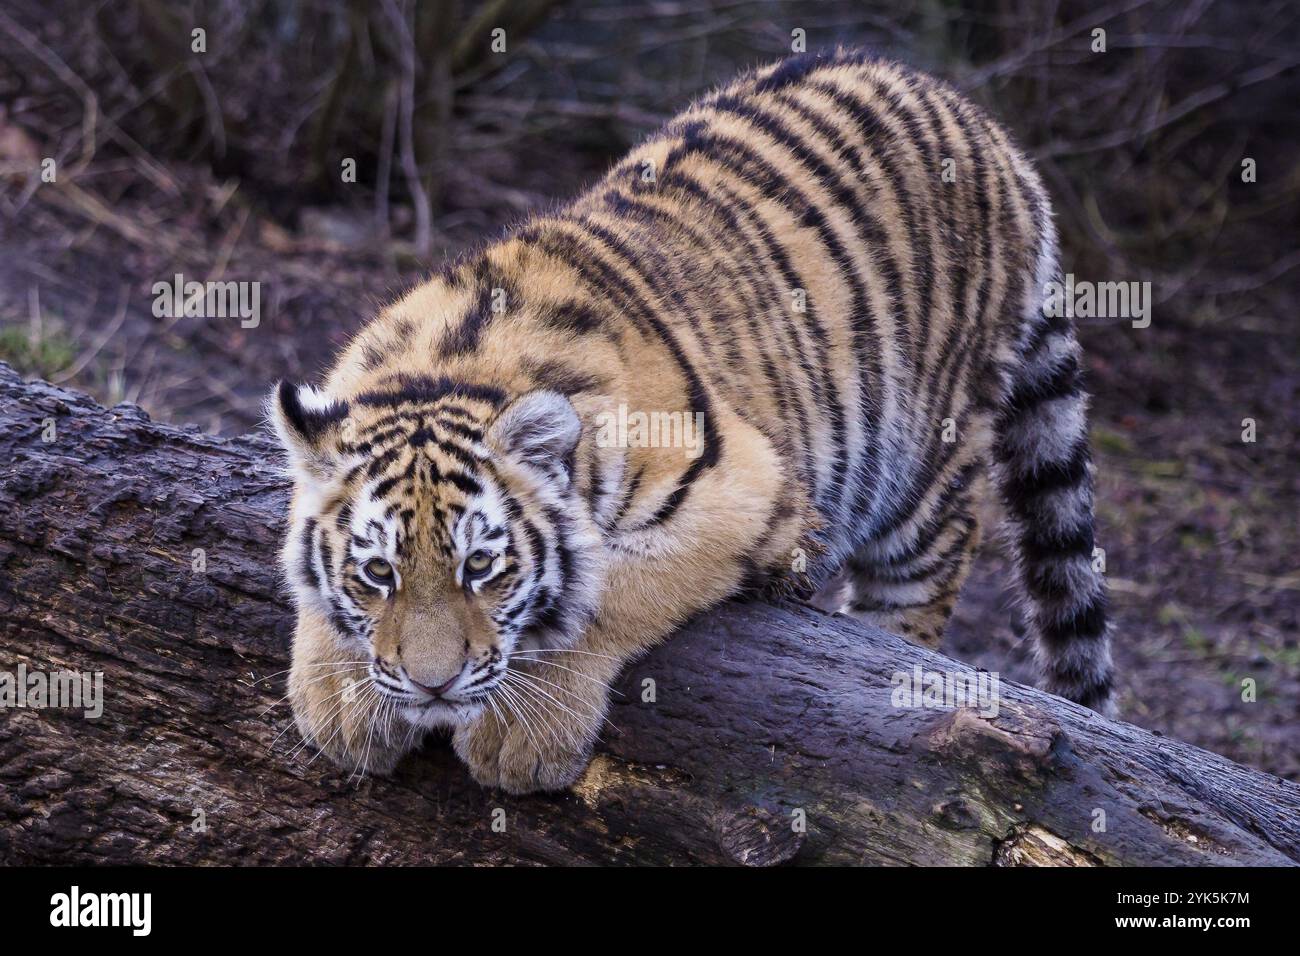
[1,362,1297,866]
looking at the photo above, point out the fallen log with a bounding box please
[0,362,1296,866]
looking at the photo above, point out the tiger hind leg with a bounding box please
[838,464,988,648]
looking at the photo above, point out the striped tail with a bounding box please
[994,238,1114,715]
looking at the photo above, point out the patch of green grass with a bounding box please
[1092,425,1136,456]
[1157,602,1186,627]
[1138,459,1186,479]
[0,326,75,380]
[1181,624,1212,654]
[1178,528,1216,554]
[1251,643,1300,671]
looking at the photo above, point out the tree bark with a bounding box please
[0,363,1296,866]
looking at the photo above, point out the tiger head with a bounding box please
[270,375,605,730]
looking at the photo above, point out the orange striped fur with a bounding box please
[272,51,1110,793]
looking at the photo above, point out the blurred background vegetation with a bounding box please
[0,0,1296,778]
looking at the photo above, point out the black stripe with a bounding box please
[879,463,982,567]
[926,96,1000,414]
[703,94,906,514]
[999,441,1092,502]
[667,173,819,487]
[540,300,605,335]
[601,189,746,386]
[660,122,873,520]
[355,374,506,408]
[1065,673,1114,710]
[895,86,971,440]
[440,469,482,496]
[1017,519,1095,569]
[610,464,644,527]
[439,260,517,357]
[582,452,606,516]
[360,444,404,480]
[372,474,405,499]
[433,417,484,442]
[707,94,911,360]
[405,429,478,468]
[601,184,798,463]
[300,518,321,591]
[804,78,936,371]
[750,49,871,94]
[948,113,1025,416]
[328,603,357,640]
[1041,593,1108,647]
[1022,546,1092,602]
[570,221,724,525]
[999,354,1082,421]
[658,128,831,422]
[518,513,547,581]
[519,221,723,525]
[1021,301,1073,357]
[318,522,334,584]
[543,505,574,594]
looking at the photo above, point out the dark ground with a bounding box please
[1,1,1296,781]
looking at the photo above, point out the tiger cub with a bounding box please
[272,51,1111,794]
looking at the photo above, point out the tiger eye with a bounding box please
[465,550,493,575]
[364,558,394,581]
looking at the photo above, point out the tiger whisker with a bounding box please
[400,709,423,753]
[302,673,375,716]
[495,680,545,749]
[499,672,600,748]
[356,696,383,783]
[501,670,593,725]
[352,691,387,784]
[503,669,620,737]
[506,656,624,696]
[253,661,370,685]
[286,689,356,762]
[509,680,592,751]
[493,681,546,754]
[504,666,598,714]
[341,686,384,769]
[303,682,379,767]
[277,683,360,757]
[256,665,369,718]
[511,648,619,662]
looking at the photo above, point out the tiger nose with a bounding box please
[406,672,459,698]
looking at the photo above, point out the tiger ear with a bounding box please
[489,390,581,476]
[268,381,350,480]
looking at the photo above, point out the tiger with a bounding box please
[271,50,1112,795]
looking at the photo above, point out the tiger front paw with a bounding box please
[452,674,606,794]
[288,665,412,777]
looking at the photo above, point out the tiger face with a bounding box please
[271,377,605,731]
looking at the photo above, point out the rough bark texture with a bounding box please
[1,363,1296,866]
